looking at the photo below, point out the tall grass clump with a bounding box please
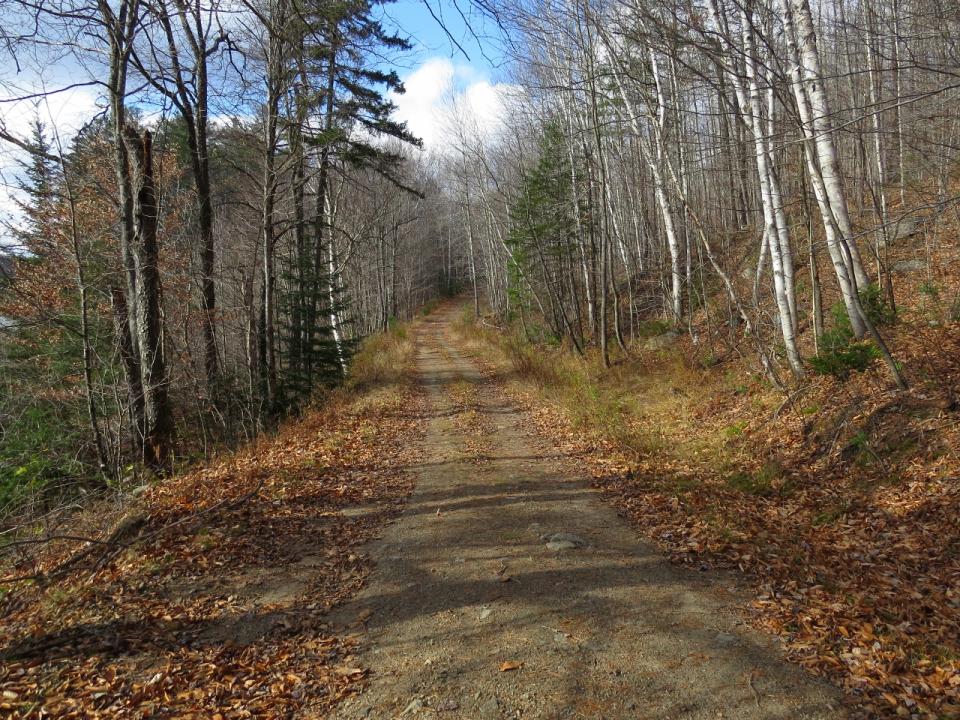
[346,321,414,392]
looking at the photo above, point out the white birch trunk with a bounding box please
[704,0,803,375]
[780,0,868,337]
[787,0,870,290]
[648,47,684,323]
[741,9,803,376]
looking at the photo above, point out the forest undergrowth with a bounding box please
[0,323,425,718]
[452,302,960,718]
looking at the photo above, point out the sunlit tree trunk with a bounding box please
[123,127,175,469]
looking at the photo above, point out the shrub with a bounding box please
[725,461,787,496]
[809,334,880,378]
[858,282,896,326]
[918,281,940,301]
[724,421,747,438]
[810,284,889,379]
[0,404,87,514]
[636,318,672,338]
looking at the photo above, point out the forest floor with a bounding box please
[0,326,426,718]
[2,301,956,719]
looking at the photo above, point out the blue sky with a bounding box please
[0,0,513,232]
[383,0,504,71]
[379,0,514,152]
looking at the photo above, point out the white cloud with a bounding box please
[391,58,456,149]
[0,85,101,157]
[461,80,509,134]
[390,58,517,155]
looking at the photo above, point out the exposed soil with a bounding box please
[328,306,843,720]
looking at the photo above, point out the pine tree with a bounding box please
[13,118,60,255]
[278,0,420,400]
[507,121,578,331]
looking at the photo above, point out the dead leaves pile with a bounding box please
[0,385,426,718]
[483,322,960,719]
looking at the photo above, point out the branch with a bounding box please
[0,124,59,162]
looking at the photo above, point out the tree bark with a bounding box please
[123,126,175,470]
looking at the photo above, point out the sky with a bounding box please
[381,0,514,153]
[0,0,514,242]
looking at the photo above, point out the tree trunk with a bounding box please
[787,0,870,290]
[123,126,175,470]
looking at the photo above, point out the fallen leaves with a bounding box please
[0,364,427,718]
[465,320,960,719]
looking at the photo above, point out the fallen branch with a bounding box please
[0,514,147,589]
[0,471,268,590]
[748,668,762,709]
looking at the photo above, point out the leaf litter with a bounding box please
[461,318,960,719]
[0,375,426,718]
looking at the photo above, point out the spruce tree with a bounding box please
[279,0,420,401]
[507,120,578,330]
[13,118,60,255]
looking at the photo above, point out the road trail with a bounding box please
[330,306,842,719]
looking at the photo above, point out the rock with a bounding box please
[644,330,679,351]
[437,698,460,712]
[479,696,500,718]
[891,259,927,273]
[545,532,587,551]
[890,216,918,241]
[713,631,738,648]
[879,217,919,247]
[402,697,426,716]
[896,217,918,238]
[545,532,587,548]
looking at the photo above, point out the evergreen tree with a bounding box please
[278,0,420,400]
[13,118,60,255]
[507,121,578,332]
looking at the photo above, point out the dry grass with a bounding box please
[452,306,753,474]
[342,323,416,394]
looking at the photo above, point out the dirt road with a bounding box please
[330,307,842,719]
